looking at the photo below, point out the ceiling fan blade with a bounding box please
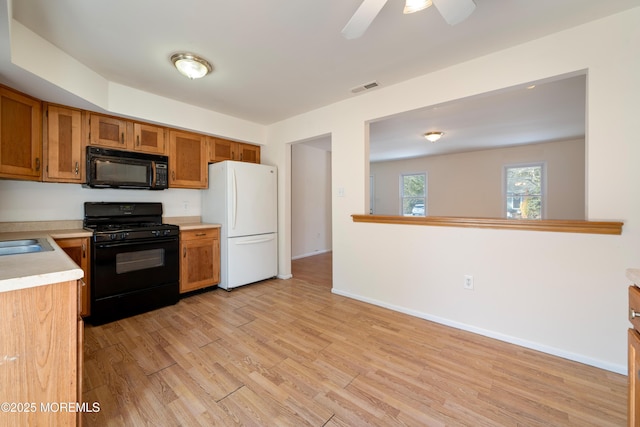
[432,0,476,25]
[341,0,389,39]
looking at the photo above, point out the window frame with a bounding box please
[503,162,546,220]
[399,172,427,217]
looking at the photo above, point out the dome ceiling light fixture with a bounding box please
[170,53,213,80]
[424,131,444,142]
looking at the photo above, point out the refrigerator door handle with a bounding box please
[234,235,275,245]
[231,168,237,230]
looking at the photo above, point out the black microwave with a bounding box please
[85,146,169,190]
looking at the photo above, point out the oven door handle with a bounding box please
[95,237,177,249]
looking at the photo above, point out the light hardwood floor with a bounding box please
[82,252,626,426]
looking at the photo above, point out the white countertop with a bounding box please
[628,269,640,285]
[167,217,221,231]
[0,231,86,294]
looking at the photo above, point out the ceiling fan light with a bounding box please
[424,131,444,142]
[403,0,432,14]
[171,53,212,79]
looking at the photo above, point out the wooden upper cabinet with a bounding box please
[209,137,234,162]
[168,130,208,188]
[237,142,260,164]
[43,104,84,183]
[0,86,42,180]
[86,113,131,149]
[133,122,166,155]
[208,137,260,164]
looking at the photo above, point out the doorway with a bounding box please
[290,136,332,262]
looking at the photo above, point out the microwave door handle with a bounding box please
[151,160,158,188]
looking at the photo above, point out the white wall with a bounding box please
[291,143,332,259]
[371,138,585,219]
[0,180,202,221]
[266,8,640,373]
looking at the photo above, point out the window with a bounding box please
[400,173,426,216]
[505,164,544,219]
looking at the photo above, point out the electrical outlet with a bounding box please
[464,275,474,290]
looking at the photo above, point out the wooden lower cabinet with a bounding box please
[55,237,91,317]
[630,328,640,425]
[0,280,82,426]
[630,284,640,426]
[180,228,220,293]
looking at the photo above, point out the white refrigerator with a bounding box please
[201,161,278,290]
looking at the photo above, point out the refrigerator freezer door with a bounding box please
[227,162,277,238]
[225,233,278,289]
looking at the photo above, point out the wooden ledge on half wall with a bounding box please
[351,215,623,235]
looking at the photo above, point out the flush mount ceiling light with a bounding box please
[403,0,432,14]
[424,131,444,142]
[170,53,212,79]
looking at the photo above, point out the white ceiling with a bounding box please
[368,73,586,161]
[4,0,637,160]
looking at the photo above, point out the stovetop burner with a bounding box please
[83,202,179,242]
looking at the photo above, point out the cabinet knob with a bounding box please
[121,132,125,144]
[137,135,140,146]
[75,161,79,175]
[631,308,639,319]
[35,157,40,171]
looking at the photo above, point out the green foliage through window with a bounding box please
[505,164,543,219]
[401,173,426,216]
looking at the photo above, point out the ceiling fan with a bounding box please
[342,0,476,39]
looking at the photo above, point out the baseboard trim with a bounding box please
[331,288,626,375]
[291,249,332,260]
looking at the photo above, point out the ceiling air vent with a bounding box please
[351,81,379,94]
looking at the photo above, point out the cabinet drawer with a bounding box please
[630,286,640,331]
[181,228,219,241]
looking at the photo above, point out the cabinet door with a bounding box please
[209,138,261,164]
[133,122,166,155]
[237,142,260,164]
[56,237,91,317]
[44,105,84,182]
[0,280,79,426]
[180,229,220,293]
[169,130,207,188]
[630,329,640,426]
[209,137,237,162]
[0,87,42,180]
[87,113,131,149]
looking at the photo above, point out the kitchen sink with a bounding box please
[0,238,54,256]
